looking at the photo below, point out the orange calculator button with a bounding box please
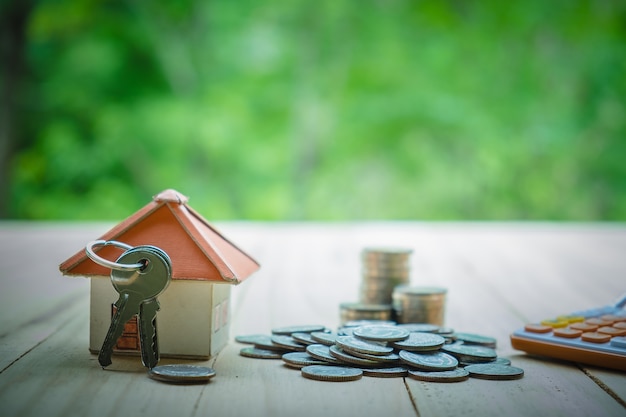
[553,328,583,339]
[525,324,552,333]
[601,314,626,323]
[597,326,626,337]
[613,322,626,330]
[570,322,598,332]
[586,318,613,326]
[581,332,611,343]
[541,319,569,328]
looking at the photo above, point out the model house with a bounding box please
[59,189,260,359]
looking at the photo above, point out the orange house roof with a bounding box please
[59,189,260,283]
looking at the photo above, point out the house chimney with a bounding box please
[153,189,189,204]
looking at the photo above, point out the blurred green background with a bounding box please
[1,0,625,221]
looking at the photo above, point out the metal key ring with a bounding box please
[85,240,145,272]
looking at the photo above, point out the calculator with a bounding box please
[510,294,626,371]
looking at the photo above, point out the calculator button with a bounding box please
[585,318,613,326]
[541,319,569,328]
[557,315,585,323]
[581,332,611,343]
[597,326,626,337]
[524,324,552,333]
[610,336,626,349]
[613,322,626,330]
[553,328,583,339]
[601,314,626,322]
[570,322,598,332]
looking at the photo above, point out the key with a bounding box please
[98,245,172,368]
[139,298,161,368]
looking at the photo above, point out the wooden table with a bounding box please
[1,222,625,417]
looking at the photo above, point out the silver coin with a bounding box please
[240,347,283,359]
[465,363,524,380]
[441,343,497,362]
[252,338,291,352]
[305,344,343,364]
[337,327,354,336]
[240,334,290,352]
[459,357,512,367]
[454,332,497,348]
[282,352,327,368]
[396,323,441,333]
[270,335,307,352]
[336,335,394,355]
[391,332,445,351]
[272,325,326,335]
[343,320,396,328]
[345,348,400,364]
[399,350,459,371]
[353,325,410,342]
[408,368,469,383]
[291,332,317,345]
[329,345,381,367]
[301,365,363,382]
[148,365,216,384]
[310,332,338,346]
[362,366,409,378]
[492,357,512,366]
[235,334,271,345]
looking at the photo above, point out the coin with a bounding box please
[252,338,291,352]
[343,320,396,328]
[329,345,381,367]
[362,367,409,378]
[148,364,216,384]
[353,325,410,342]
[392,286,447,325]
[441,343,497,363]
[340,303,393,325]
[346,348,400,364]
[399,350,458,371]
[459,357,512,367]
[336,335,394,355]
[291,332,317,345]
[282,352,327,369]
[270,335,307,352]
[360,248,412,304]
[240,334,290,352]
[305,344,343,364]
[301,365,363,382]
[310,332,338,346]
[454,332,497,348]
[391,332,446,351]
[235,334,272,345]
[397,323,441,333]
[272,325,326,335]
[465,363,524,380]
[408,368,469,383]
[240,347,283,359]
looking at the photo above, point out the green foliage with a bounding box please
[8,0,626,220]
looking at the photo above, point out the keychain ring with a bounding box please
[85,240,145,272]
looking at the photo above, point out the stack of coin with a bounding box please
[339,303,393,325]
[392,286,447,325]
[360,248,412,305]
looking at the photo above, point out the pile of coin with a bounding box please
[236,321,524,383]
[360,248,412,305]
[392,286,447,325]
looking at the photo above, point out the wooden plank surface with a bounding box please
[0,222,625,417]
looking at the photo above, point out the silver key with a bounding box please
[98,245,171,368]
